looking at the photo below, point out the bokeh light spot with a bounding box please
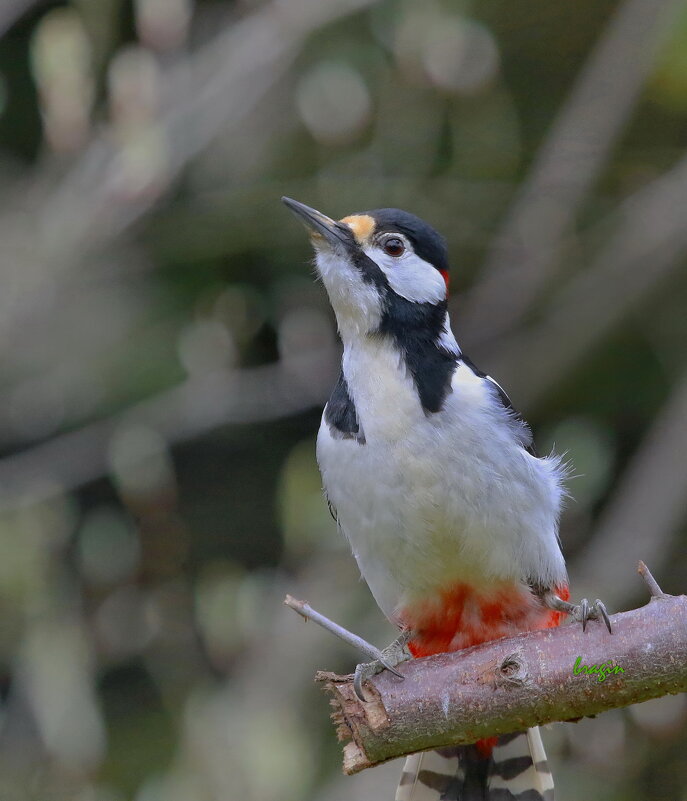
[296,61,371,145]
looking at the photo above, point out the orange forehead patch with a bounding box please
[340,214,376,245]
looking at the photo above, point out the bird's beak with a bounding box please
[282,197,352,250]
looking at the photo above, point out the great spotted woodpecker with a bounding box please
[283,197,611,801]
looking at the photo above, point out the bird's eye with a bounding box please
[382,237,405,257]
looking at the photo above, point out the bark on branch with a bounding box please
[291,565,687,774]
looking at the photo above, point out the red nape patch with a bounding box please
[402,581,566,658]
[439,269,450,294]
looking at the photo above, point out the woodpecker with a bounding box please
[283,197,611,801]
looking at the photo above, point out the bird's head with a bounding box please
[282,197,452,343]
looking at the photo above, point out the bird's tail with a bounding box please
[395,728,554,801]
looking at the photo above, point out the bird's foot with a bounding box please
[543,592,612,633]
[571,597,612,633]
[353,630,412,702]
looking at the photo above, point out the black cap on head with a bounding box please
[362,208,449,274]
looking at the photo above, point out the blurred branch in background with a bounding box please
[0,0,41,38]
[462,0,680,347]
[0,344,338,501]
[0,0,378,364]
[572,373,687,607]
[483,148,687,408]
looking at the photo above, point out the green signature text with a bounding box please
[573,656,625,683]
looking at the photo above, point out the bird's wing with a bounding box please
[459,354,538,457]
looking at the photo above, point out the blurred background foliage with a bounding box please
[0,0,685,799]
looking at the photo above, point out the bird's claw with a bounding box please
[572,597,612,634]
[353,660,381,702]
[596,599,612,633]
[353,631,411,702]
[541,590,612,634]
[379,657,404,679]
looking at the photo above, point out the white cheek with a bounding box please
[366,247,446,304]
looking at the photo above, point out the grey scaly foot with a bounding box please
[577,598,611,633]
[542,591,612,633]
[353,630,412,702]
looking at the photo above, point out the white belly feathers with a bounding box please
[316,338,567,624]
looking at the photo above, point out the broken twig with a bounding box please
[284,594,388,663]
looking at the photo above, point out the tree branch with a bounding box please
[289,566,686,774]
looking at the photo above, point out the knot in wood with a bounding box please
[496,651,528,687]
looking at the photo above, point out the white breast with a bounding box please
[317,340,567,624]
